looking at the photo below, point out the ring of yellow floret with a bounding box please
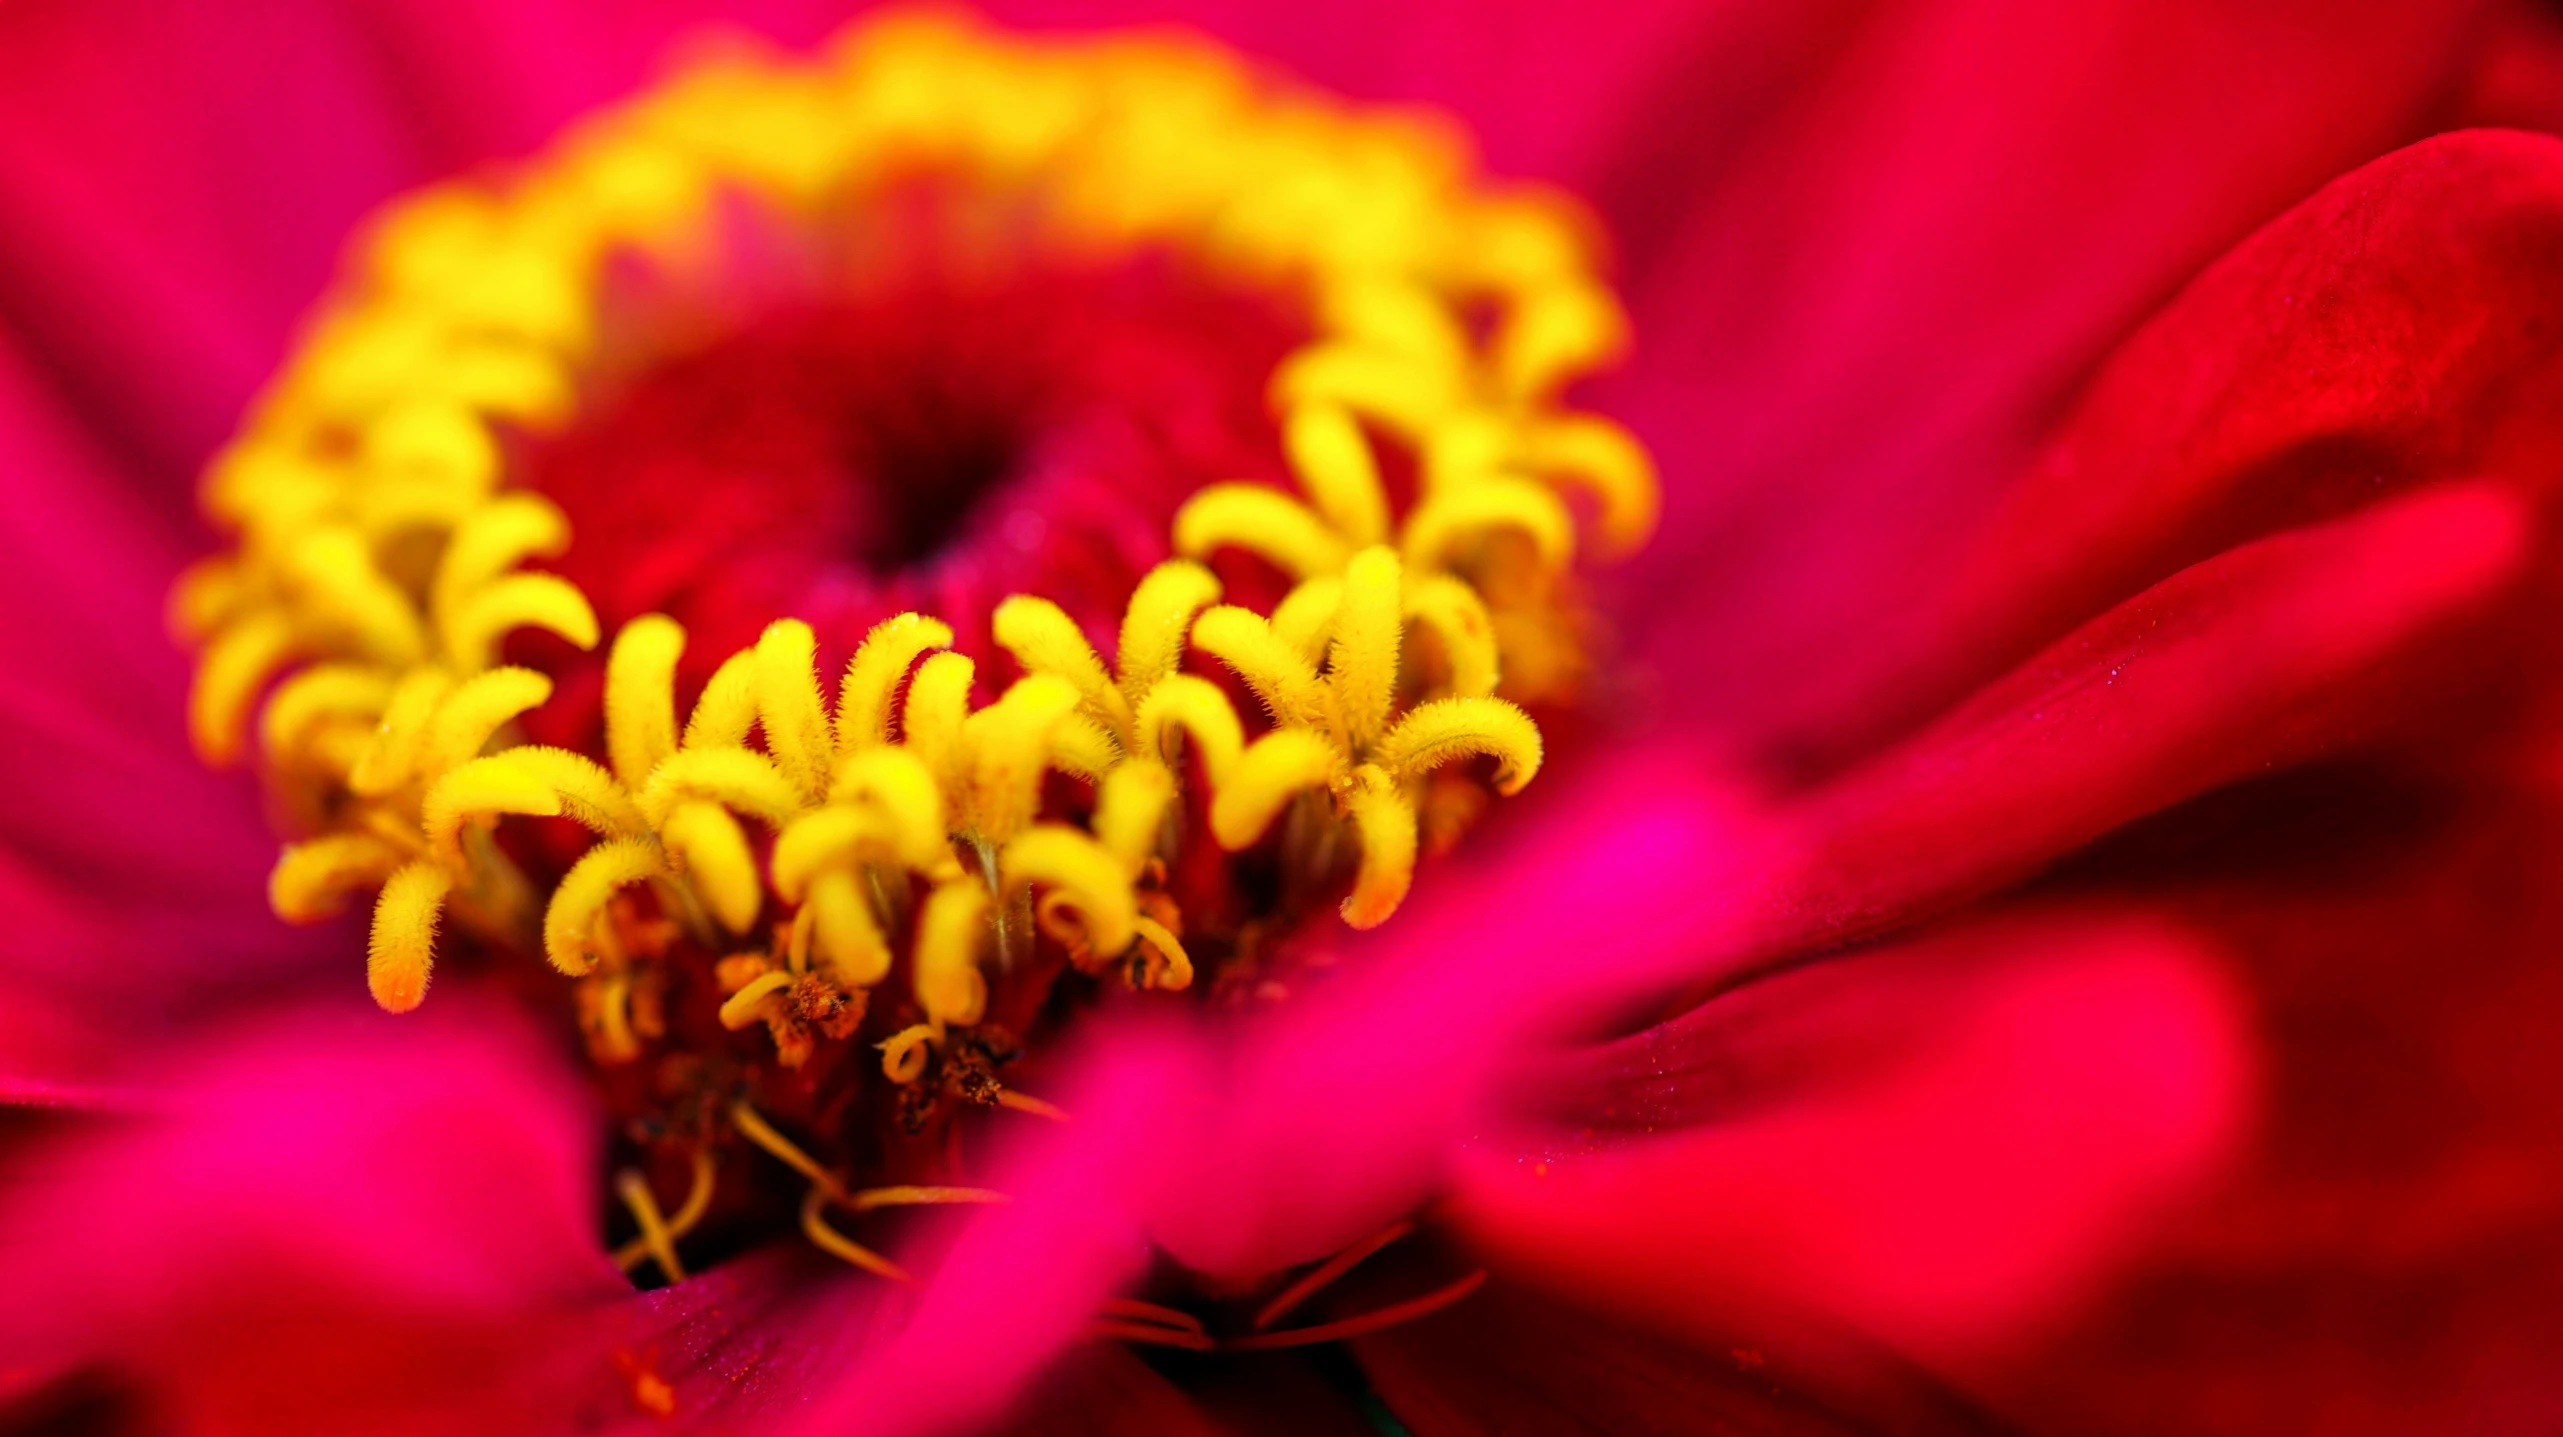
[175,10,1659,1098]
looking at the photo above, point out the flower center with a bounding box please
[175,11,1656,1292]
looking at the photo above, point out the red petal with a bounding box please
[1834,128,2563,760]
[1352,1275,1995,1437]
[1737,482,2525,963]
[1449,914,2249,1364]
[1603,1,2498,746]
[1952,760,2563,1432]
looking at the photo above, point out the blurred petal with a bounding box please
[1964,758,2563,1432]
[0,991,913,1435]
[1451,915,2250,1363]
[1601,1,2500,750]
[1742,483,2527,963]
[1352,1274,1998,1437]
[1841,128,2563,758]
[0,335,333,1100]
[0,993,612,1426]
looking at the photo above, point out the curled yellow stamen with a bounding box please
[272,832,409,923]
[718,970,796,1029]
[1269,575,1344,665]
[1130,914,1193,992]
[662,799,761,933]
[1002,825,1137,959]
[1283,403,1388,546]
[1210,729,1342,850]
[440,571,599,672]
[1340,766,1418,930]
[1373,696,1543,794]
[544,837,667,975]
[1401,573,1499,699]
[902,650,977,792]
[422,754,563,867]
[1327,545,1402,752]
[1190,606,1329,730]
[1133,674,1245,788]
[826,746,950,872]
[994,594,1130,739]
[879,1023,940,1085]
[603,614,685,790]
[960,675,1079,843]
[1172,484,1352,580]
[809,868,893,987]
[637,746,802,830]
[1518,414,1658,558]
[347,667,453,796]
[835,612,953,756]
[1092,760,1175,874]
[420,666,552,782]
[367,861,451,1013]
[1403,475,1575,578]
[913,877,992,1027]
[1114,560,1221,703]
[682,649,761,752]
[755,618,834,804]
[259,665,394,768]
[284,527,426,665]
[1494,280,1627,401]
[431,493,570,625]
[190,612,297,767]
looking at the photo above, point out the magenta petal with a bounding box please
[0,989,931,1435]
[1126,754,1764,1280]
[0,335,327,992]
[1450,913,2251,1366]
[0,992,621,1422]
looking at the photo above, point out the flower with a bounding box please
[4,3,2563,1435]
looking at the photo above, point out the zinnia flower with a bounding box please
[4,3,2562,1434]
